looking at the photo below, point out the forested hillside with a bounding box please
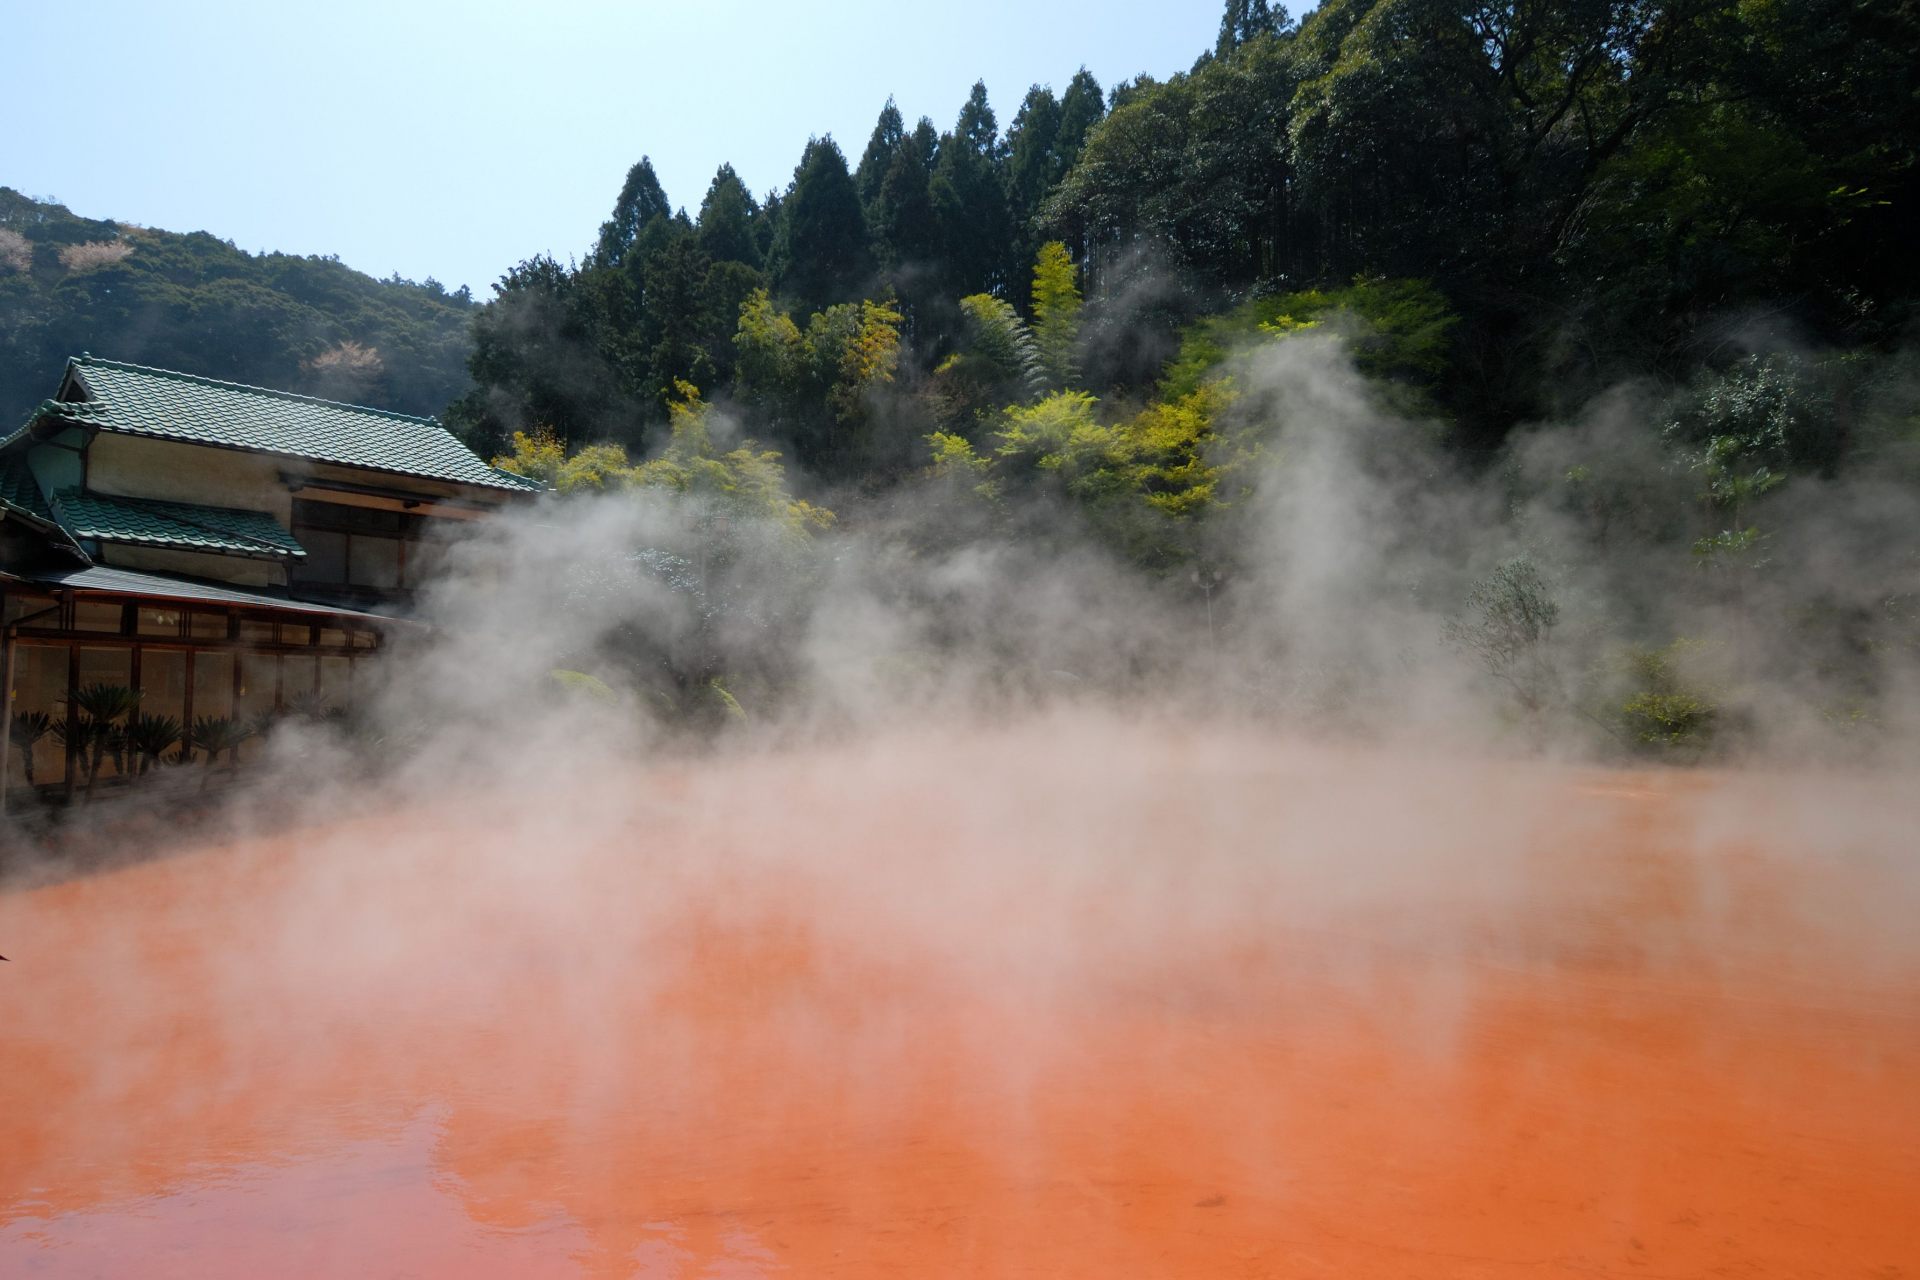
[0,187,475,424]
[454,0,1917,461]
[462,0,1920,756]
[5,0,1913,755]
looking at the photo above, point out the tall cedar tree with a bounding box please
[873,143,940,271]
[594,158,672,269]
[856,100,907,213]
[696,164,764,269]
[1005,87,1063,309]
[932,82,1013,297]
[770,138,873,316]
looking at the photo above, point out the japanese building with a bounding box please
[1,355,537,807]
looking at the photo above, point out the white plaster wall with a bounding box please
[87,433,517,516]
[100,543,281,588]
[88,435,293,523]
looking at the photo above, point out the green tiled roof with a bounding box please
[61,355,526,492]
[51,487,306,559]
[490,465,546,491]
[0,453,53,523]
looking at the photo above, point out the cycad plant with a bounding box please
[188,716,251,790]
[125,713,184,777]
[8,710,54,789]
[59,684,142,801]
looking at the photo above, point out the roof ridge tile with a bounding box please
[73,354,439,426]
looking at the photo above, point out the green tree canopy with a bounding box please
[769,137,873,316]
[593,157,673,269]
[696,164,764,269]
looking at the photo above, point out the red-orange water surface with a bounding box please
[3,722,1917,1277]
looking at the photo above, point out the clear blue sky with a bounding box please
[7,0,1230,296]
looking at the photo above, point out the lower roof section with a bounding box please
[2,563,410,626]
[51,487,306,559]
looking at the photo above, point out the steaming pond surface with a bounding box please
[3,726,1917,1277]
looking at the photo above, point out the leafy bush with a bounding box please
[1160,277,1456,405]
[1444,557,1561,714]
[1613,639,1723,755]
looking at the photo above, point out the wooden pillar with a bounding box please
[0,618,15,813]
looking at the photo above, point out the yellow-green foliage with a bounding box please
[1615,637,1722,751]
[733,287,805,397]
[924,429,998,497]
[981,381,1246,567]
[1160,277,1456,402]
[734,287,904,432]
[707,677,747,724]
[493,429,565,487]
[1030,241,1082,390]
[630,383,835,539]
[822,295,904,423]
[493,431,633,494]
[494,385,833,540]
[549,669,616,702]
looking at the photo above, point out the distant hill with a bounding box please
[0,187,476,428]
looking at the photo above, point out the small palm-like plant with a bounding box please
[189,716,250,791]
[284,692,347,723]
[61,684,142,801]
[243,711,279,752]
[8,711,54,789]
[125,713,184,777]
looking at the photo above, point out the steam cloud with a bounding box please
[4,333,1918,1278]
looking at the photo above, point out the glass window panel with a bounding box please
[318,656,351,711]
[294,529,349,585]
[76,647,133,782]
[282,655,317,709]
[3,592,57,627]
[191,651,233,723]
[7,642,69,790]
[77,646,131,691]
[237,654,278,722]
[137,607,184,638]
[351,629,378,650]
[74,600,124,633]
[279,623,314,646]
[347,536,401,590]
[140,650,188,723]
[318,627,349,649]
[190,611,231,640]
[239,618,277,646]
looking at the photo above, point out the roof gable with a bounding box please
[61,356,524,493]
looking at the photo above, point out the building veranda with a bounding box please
[1,355,537,810]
